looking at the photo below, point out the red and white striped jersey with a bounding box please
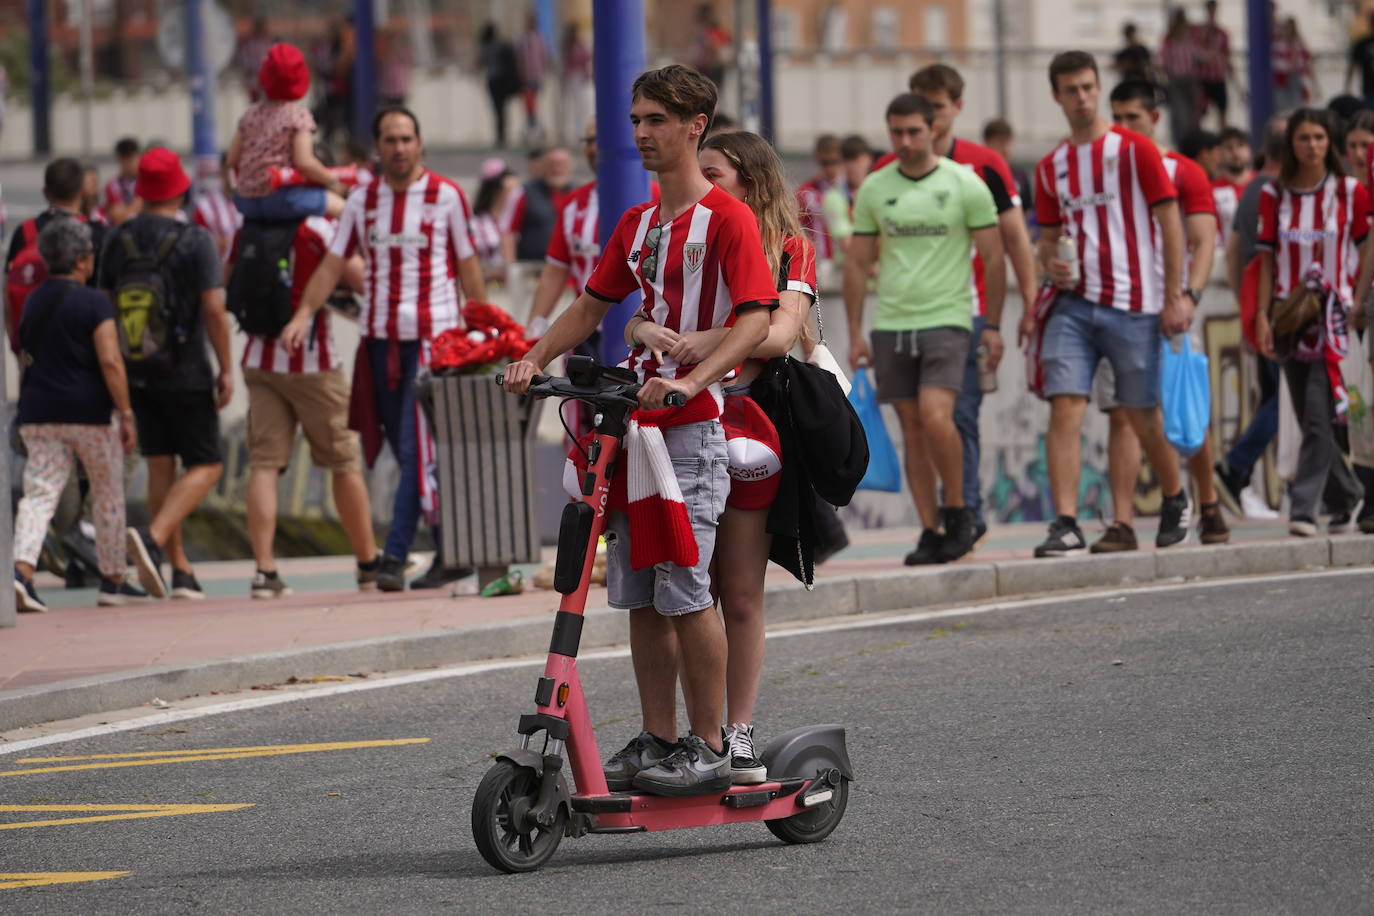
[239,216,339,374]
[1211,176,1244,245]
[796,176,835,261]
[1194,24,1230,83]
[330,170,478,341]
[1035,125,1178,313]
[1256,174,1372,304]
[545,180,600,294]
[587,186,780,382]
[104,175,137,209]
[192,188,243,264]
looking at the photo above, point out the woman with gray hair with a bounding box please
[12,217,143,611]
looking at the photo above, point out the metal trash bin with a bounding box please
[425,371,544,588]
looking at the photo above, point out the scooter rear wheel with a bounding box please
[471,760,567,873]
[765,778,849,845]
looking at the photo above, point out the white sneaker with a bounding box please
[728,722,768,785]
[1241,485,1280,520]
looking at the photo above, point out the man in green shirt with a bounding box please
[845,92,1005,564]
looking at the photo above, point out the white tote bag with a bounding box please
[1341,340,1374,469]
[1276,371,1300,482]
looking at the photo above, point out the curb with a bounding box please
[2,536,1371,732]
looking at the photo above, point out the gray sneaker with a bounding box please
[603,731,674,791]
[632,733,732,797]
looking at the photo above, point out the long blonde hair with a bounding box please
[701,131,805,283]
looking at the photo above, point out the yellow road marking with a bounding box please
[0,738,430,777]
[0,872,130,890]
[0,803,253,830]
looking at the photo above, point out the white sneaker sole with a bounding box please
[171,588,206,601]
[125,528,168,599]
[731,763,769,785]
[98,593,151,607]
[15,579,48,613]
[250,587,293,600]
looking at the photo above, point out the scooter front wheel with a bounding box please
[471,760,567,873]
[765,778,849,845]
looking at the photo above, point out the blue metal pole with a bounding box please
[352,0,378,143]
[1246,0,1274,149]
[186,0,218,180]
[593,0,649,367]
[756,0,774,144]
[27,0,50,156]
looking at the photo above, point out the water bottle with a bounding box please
[1057,235,1080,285]
[976,345,998,393]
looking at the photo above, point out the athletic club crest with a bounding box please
[683,242,706,272]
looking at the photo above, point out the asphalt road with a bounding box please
[2,571,1372,914]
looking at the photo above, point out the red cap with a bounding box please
[258,43,310,102]
[134,147,190,203]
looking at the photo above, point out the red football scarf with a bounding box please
[1025,283,1060,400]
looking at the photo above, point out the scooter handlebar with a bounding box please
[493,368,686,408]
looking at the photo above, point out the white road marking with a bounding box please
[1,566,1370,757]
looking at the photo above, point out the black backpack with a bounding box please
[227,218,301,336]
[114,226,186,377]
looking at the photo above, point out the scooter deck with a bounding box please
[571,777,814,831]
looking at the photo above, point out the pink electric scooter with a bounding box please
[472,356,852,874]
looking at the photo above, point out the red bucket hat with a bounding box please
[259,43,310,101]
[134,147,191,203]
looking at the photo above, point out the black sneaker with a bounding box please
[13,569,48,613]
[125,526,168,599]
[1090,521,1138,553]
[376,554,407,592]
[728,722,768,785]
[1212,461,1246,517]
[1198,502,1231,544]
[936,506,976,563]
[903,528,945,566]
[632,733,732,797]
[97,578,150,606]
[972,519,990,549]
[357,555,382,591]
[250,570,293,599]
[1034,516,1087,558]
[603,731,675,791]
[409,555,473,590]
[1330,499,1363,534]
[1156,490,1191,548]
[170,569,205,600]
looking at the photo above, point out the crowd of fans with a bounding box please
[10,10,1374,617]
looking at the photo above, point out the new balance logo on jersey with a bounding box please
[886,198,899,207]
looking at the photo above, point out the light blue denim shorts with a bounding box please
[1042,293,1162,409]
[604,419,729,616]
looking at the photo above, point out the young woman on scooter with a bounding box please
[627,130,816,785]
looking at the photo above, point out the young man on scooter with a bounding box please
[502,64,778,795]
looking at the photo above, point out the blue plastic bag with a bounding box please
[849,368,901,492]
[1160,335,1210,458]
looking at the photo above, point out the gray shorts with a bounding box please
[604,419,729,616]
[871,327,971,402]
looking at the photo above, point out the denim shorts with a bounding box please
[1042,294,1162,409]
[234,186,326,221]
[604,419,729,616]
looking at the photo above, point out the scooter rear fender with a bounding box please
[760,724,854,782]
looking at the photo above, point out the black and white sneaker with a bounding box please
[1156,490,1191,548]
[376,554,407,593]
[14,569,48,613]
[97,578,151,606]
[250,570,293,599]
[125,526,168,598]
[728,723,768,785]
[632,733,732,797]
[903,529,945,566]
[1033,516,1087,558]
[170,569,205,600]
[1330,499,1363,535]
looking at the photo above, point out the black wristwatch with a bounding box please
[1184,288,1204,305]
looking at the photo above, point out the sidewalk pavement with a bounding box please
[3,519,1371,732]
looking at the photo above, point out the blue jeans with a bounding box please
[953,315,985,526]
[234,186,326,221]
[366,339,427,560]
[1041,294,1162,408]
[1224,356,1280,484]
